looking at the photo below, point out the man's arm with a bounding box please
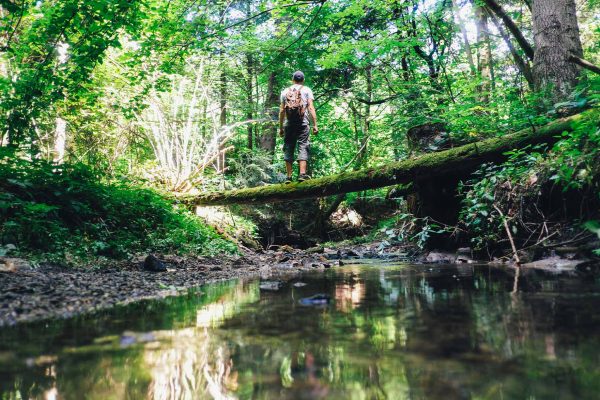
[278,103,285,137]
[307,98,318,134]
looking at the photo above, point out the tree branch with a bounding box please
[483,0,534,61]
[568,54,600,75]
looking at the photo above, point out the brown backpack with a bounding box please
[284,87,305,125]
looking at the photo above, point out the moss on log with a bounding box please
[190,110,596,206]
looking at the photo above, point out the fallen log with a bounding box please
[188,110,596,206]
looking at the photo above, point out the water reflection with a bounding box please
[1,264,600,399]
[334,269,365,312]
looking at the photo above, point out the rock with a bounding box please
[232,257,252,268]
[362,251,379,259]
[324,249,342,260]
[455,247,475,263]
[344,249,362,258]
[259,281,282,291]
[522,256,591,271]
[306,246,324,254]
[279,245,295,253]
[143,255,167,272]
[299,294,331,306]
[303,259,320,269]
[277,255,290,263]
[0,244,17,256]
[425,251,456,263]
[455,255,475,264]
[0,257,31,273]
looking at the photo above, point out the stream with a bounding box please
[1,262,600,399]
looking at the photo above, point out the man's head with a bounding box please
[292,70,305,83]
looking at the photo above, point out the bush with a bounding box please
[0,149,236,263]
[458,107,600,251]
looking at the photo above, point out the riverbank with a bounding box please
[0,247,352,327]
[2,239,597,327]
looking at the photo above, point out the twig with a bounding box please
[493,204,521,265]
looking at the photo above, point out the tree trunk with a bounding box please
[53,117,66,164]
[217,67,227,173]
[358,65,372,167]
[488,10,534,88]
[187,110,594,205]
[532,0,583,100]
[475,5,493,103]
[401,55,410,82]
[452,0,476,76]
[258,71,278,153]
[246,53,254,150]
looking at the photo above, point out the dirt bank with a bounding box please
[0,249,348,327]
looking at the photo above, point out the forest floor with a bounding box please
[0,240,596,327]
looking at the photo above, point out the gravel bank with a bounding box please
[0,250,342,327]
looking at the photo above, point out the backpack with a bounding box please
[284,87,306,125]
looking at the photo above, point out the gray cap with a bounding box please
[292,70,305,82]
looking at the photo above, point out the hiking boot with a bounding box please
[284,176,293,184]
[298,174,311,182]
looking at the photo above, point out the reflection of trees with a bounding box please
[220,266,600,399]
[0,280,258,400]
[4,267,600,399]
[143,282,257,400]
[334,281,365,312]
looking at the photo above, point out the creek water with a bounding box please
[1,263,600,399]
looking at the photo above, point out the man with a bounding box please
[279,70,318,183]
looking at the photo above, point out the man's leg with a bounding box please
[299,160,307,175]
[283,126,297,182]
[297,125,311,181]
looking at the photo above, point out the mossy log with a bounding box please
[189,110,594,206]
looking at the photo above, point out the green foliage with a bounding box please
[365,211,449,249]
[459,147,544,249]
[0,0,598,254]
[547,104,600,190]
[459,106,600,250]
[584,221,600,256]
[0,150,235,263]
[226,149,282,188]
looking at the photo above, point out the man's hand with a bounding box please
[312,126,319,135]
[279,127,285,137]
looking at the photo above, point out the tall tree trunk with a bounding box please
[53,117,66,164]
[488,10,534,88]
[401,55,410,82]
[217,67,227,173]
[476,5,493,103]
[359,65,372,167]
[259,71,278,153]
[532,0,583,100]
[246,53,253,150]
[452,0,476,76]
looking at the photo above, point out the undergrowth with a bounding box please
[459,106,600,253]
[0,149,237,265]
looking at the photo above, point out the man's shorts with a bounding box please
[283,124,310,161]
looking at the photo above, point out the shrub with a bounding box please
[0,149,236,263]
